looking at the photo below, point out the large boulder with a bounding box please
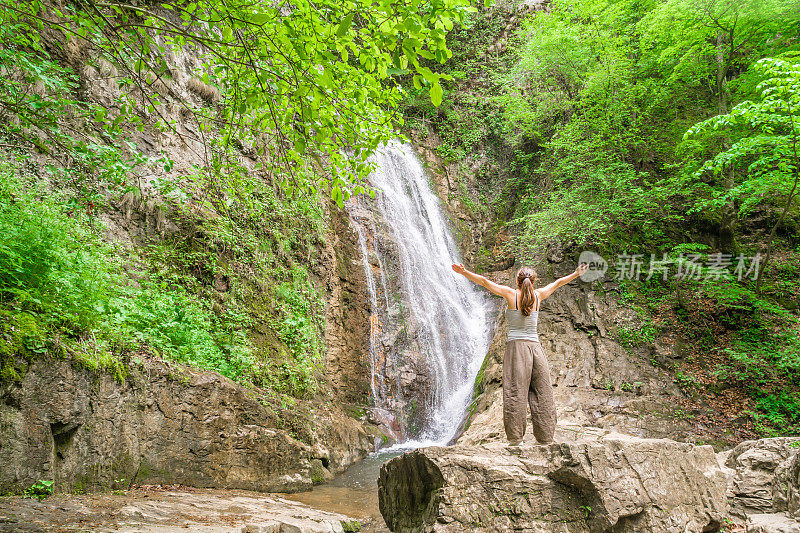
[378,431,728,532]
[724,438,800,520]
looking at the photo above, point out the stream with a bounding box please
[282,449,408,531]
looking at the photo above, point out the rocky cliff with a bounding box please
[0,357,380,495]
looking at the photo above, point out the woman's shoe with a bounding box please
[507,438,523,447]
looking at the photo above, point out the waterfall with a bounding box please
[347,142,490,446]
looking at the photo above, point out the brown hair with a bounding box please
[516,267,539,316]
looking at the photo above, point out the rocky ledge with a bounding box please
[0,486,364,532]
[378,429,730,533]
[0,357,383,494]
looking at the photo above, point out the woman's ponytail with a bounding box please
[520,278,535,316]
[516,266,539,316]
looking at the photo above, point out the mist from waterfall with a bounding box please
[347,141,490,446]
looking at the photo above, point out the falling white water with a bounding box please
[352,223,380,402]
[348,141,490,446]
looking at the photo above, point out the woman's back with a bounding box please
[506,290,540,342]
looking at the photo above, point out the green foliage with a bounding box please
[399,4,513,163]
[23,480,53,501]
[0,157,254,382]
[683,53,800,219]
[0,21,163,212]
[684,53,800,291]
[613,279,660,351]
[341,520,362,533]
[111,279,255,380]
[716,323,800,388]
[271,283,324,398]
[675,370,702,389]
[0,311,45,381]
[0,166,107,332]
[0,0,473,202]
[435,98,506,162]
[755,391,800,428]
[436,0,800,258]
[513,162,678,260]
[617,320,658,351]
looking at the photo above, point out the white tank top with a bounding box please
[505,290,540,342]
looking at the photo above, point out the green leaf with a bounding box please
[337,13,354,37]
[430,81,443,106]
[332,186,343,208]
[420,67,436,84]
[250,12,271,24]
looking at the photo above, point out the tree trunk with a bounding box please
[716,31,727,116]
[757,116,800,294]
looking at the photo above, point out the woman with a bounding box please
[451,262,589,446]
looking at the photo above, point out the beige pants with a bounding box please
[503,339,556,444]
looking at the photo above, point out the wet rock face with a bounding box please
[378,433,728,533]
[322,204,373,405]
[0,358,376,494]
[345,189,439,441]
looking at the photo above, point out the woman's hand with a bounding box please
[575,263,589,277]
[451,263,467,275]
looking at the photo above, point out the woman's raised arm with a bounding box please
[452,263,515,303]
[537,263,589,300]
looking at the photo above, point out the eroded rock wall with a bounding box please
[0,357,378,494]
[321,204,373,405]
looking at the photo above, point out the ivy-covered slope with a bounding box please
[0,9,376,420]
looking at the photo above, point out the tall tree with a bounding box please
[684,54,800,293]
